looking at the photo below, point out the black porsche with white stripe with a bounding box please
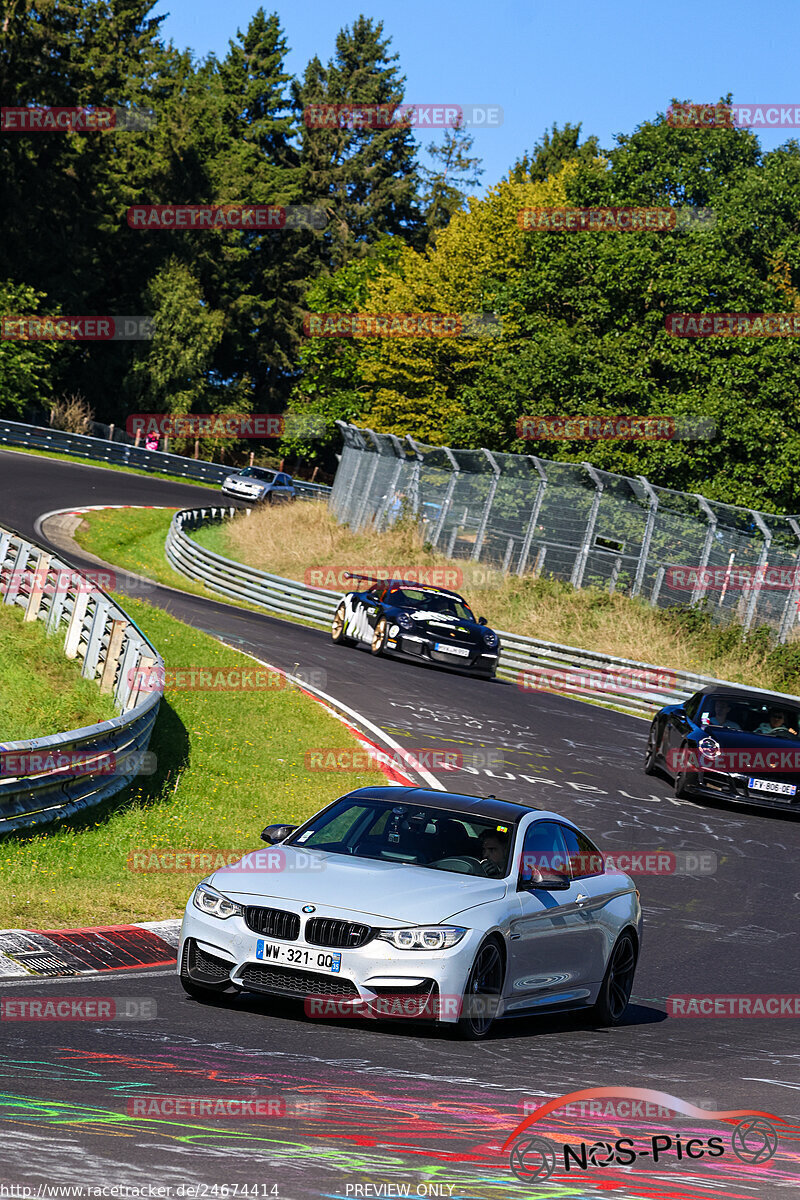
[330,576,501,679]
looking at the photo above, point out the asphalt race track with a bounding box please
[1,447,799,1199]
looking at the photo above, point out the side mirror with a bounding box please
[261,823,297,845]
[518,868,571,892]
[478,616,488,626]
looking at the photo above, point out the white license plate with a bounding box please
[747,777,796,797]
[256,940,341,972]
[434,643,470,657]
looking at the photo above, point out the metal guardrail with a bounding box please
[0,525,164,833]
[0,417,331,499]
[166,506,800,718]
[166,507,339,624]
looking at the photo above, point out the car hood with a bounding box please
[392,611,485,639]
[211,850,507,923]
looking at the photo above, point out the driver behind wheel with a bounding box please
[478,829,509,878]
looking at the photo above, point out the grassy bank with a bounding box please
[0,595,386,926]
[74,503,800,694]
[0,601,116,740]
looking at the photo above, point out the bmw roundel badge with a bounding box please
[302,905,316,913]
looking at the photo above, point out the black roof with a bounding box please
[342,785,535,822]
[690,685,800,705]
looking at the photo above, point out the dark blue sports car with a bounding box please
[645,685,800,813]
[331,576,501,679]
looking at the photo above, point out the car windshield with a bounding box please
[699,694,800,739]
[286,799,514,876]
[238,467,275,482]
[387,588,475,621]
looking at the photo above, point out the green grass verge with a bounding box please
[0,593,386,927]
[73,506,319,627]
[1,443,221,490]
[0,601,116,740]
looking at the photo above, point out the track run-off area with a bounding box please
[1,447,798,1200]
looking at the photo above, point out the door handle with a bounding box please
[576,894,588,903]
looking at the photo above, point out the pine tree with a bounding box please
[293,16,424,268]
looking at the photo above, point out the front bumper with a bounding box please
[221,480,266,499]
[680,767,800,812]
[387,632,499,675]
[178,899,485,1023]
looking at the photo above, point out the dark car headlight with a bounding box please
[481,629,499,648]
[395,612,413,630]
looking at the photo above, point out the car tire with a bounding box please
[590,930,637,1026]
[674,746,696,798]
[644,723,659,775]
[331,603,353,645]
[371,617,389,656]
[451,937,505,1040]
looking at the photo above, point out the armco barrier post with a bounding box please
[81,598,111,679]
[24,553,50,621]
[100,619,127,692]
[65,590,91,657]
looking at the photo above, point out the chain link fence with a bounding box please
[329,422,800,643]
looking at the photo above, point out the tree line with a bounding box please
[2,3,800,510]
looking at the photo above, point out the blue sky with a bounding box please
[155,0,800,193]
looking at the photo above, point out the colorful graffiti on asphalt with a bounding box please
[0,1033,797,1199]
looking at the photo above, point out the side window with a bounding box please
[684,693,703,722]
[277,473,291,486]
[519,820,570,887]
[559,825,604,878]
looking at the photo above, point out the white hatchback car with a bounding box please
[178,786,642,1038]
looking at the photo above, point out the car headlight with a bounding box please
[377,925,467,950]
[192,881,244,920]
[396,612,413,630]
[481,629,499,648]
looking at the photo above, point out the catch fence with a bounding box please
[330,422,800,642]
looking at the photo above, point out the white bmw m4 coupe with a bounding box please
[178,786,642,1038]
